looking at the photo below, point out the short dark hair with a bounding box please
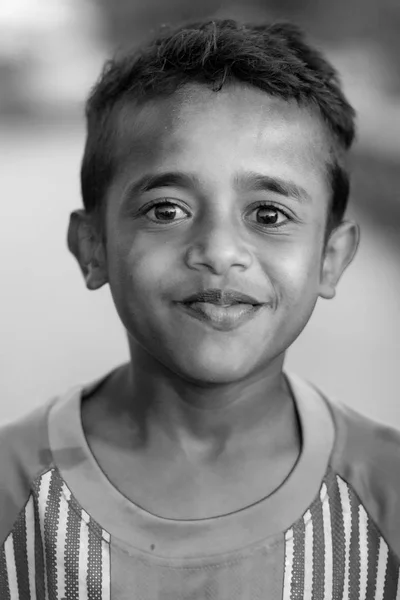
[81,19,356,237]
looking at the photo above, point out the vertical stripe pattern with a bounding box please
[290,517,305,600]
[2,466,400,598]
[283,529,294,600]
[4,535,18,599]
[337,475,352,599]
[303,510,313,600]
[329,475,346,600]
[64,495,81,600]
[0,542,11,600]
[283,470,400,600]
[0,468,110,599]
[376,540,389,600]
[320,483,333,600]
[348,478,361,599]
[310,486,325,599]
[25,497,37,600]
[366,503,381,598]
[10,501,30,599]
[45,469,63,599]
[32,476,46,599]
[359,504,369,600]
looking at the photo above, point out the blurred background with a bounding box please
[0,0,399,425]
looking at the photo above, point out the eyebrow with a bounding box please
[234,171,311,203]
[122,172,201,201]
[122,170,311,203]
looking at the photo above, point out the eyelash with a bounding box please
[139,199,293,228]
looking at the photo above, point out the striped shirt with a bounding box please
[1,370,400,599]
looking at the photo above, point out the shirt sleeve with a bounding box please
[328,398,400,560]
[0,400,55,546]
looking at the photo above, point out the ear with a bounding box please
[67,209,108,290]
[319,220,360,300]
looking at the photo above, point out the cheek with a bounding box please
[266,240,323,309]
[106,240,168,341]
[108,234,175,300]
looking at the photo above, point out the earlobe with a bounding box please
[319,221,360,300]
[84,255,108,290]
[67,210,108,290]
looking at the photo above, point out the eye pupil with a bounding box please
[154,204,176,220]
[256,207,279,224]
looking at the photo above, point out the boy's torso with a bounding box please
[1,368,400,599]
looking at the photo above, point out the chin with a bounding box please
[167,349,262,386]
[180,366,250,386]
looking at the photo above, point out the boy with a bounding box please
[1,17,399,600]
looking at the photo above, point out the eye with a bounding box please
[143,200,189,223]
[248,203,291,227]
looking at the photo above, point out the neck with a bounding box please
[101,341,299,463]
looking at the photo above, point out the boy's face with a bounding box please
[71,84,358,384]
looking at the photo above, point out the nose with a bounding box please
[184,215,253,276]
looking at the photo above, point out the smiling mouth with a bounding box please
[178,301,265,331]
[181,289,261,306]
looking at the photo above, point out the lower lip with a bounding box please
[177,302,265,331]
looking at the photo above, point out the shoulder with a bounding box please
[0,398,56,544]
[326,393,400,557]
[327,395,400,480]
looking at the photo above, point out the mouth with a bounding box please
[177,288,266,331]
[181,288,262,306]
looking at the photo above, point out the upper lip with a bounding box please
[181,288,263,306]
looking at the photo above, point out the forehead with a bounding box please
[112,83,331,188]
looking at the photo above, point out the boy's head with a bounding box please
[69,19,359,384]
